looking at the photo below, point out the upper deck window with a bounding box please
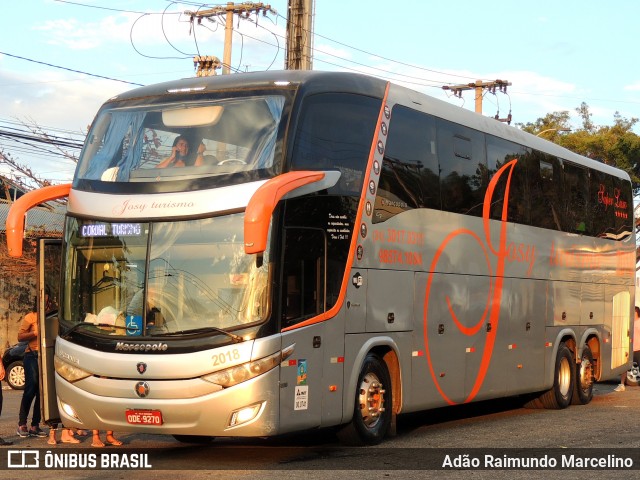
[76,96,285,184]
[290,93,382,196]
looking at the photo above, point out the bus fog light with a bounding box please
[229,403,263,427]
[60,402,81,422]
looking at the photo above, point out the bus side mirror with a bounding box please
[5,183,72,257]
[243,170,340,255]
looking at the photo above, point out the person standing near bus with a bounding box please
[0,359,14,445]
[16,295,48,438]
[614,306,640,392]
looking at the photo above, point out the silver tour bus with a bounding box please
[6,70,635,445]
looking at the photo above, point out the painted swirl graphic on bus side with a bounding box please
[423,159,517,405]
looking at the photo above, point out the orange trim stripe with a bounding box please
[282,82,391,333]
[6,183,71,257]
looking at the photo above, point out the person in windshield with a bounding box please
[157,136,190,168]
[157,136,208,168]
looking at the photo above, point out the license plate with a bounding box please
[126,409,163,425]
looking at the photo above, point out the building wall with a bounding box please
[0,235,37,350]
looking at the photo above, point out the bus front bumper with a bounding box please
[54,367,280,437]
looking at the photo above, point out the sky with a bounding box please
[1,0,640,185]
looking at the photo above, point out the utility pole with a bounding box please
[442,79,511,118]
[186,3,275,75]
[286,0,315,70]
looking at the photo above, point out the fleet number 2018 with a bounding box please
[213,349,241,366]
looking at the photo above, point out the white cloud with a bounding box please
[32,12,192,51]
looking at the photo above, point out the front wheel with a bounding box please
[572,345,594,405]
[338,353,392,445]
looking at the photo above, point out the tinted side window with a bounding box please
[590,170,616,238]
[281,228,326,329]
[373,106,439,223]
[613,176,634,240]
[291,93,382,196]
[562,162,590,234]
[437,119,487,217]
[486,136,529,224]
[527,152,563,231]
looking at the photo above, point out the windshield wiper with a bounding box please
[155,326,243,343]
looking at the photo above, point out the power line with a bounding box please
[53,0,164,15]
[273,11,484,83]
[0,118,85,137]
[0,129,84,149]
[0,51,144,87]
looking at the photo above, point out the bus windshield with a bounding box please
[61,213,269,337]
[76,95,285,183]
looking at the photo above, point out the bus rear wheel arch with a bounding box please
[338,352,393,445]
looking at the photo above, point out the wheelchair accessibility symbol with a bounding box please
[126,315,142,336]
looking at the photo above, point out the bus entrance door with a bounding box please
[277,225,346,432]
[37,238,63,426]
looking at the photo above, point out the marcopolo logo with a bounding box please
[115,342,168,352]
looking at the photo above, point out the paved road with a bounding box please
[0,380,638,479]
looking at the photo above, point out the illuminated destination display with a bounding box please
[80,223,143,237]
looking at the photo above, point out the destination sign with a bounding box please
[80,223,143,238]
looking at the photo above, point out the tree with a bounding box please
[518,103,640,189]
[517,111,572,138]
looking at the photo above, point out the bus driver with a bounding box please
[157,136,190,168]
[157,136,206,168]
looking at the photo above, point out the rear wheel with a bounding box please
[338,353,392,445]
[572,345,594,405]
[539,342,574,409]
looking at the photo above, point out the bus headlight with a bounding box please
[54,356,92,383]
[203,346,294,388]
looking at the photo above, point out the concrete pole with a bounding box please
[223,2,234,75]
[474,80,483,114]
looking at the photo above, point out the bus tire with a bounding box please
[626,362,640,387]
[539,342,574,409]
[172,435,214,444]
[338,353,392,446]
[571,345,594,405]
